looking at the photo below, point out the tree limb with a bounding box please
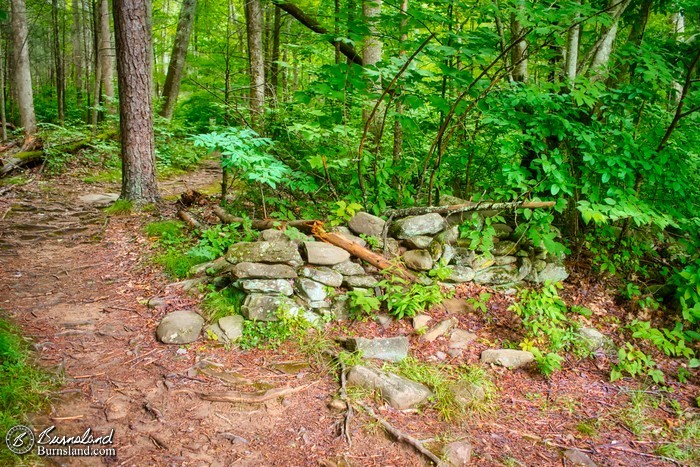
[271,1,363,65]
[383,200,556,218]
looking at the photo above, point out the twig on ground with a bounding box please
[196,382,316,404]
[355,401,442,465]
[597,444,682,466]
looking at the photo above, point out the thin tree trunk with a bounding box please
[0,39,7,142]
[269,5,281,106]
[91,0,101,130]
[53,0,65,124]
[98,0,115,113]
[159,0,197,119]
[392,0,408,164]
[113,0,159,202]
[671,10,685,104]
[565,5,580,85]
[72,0,84,108]
[10,0,36,138]
[586,0,631,81]
[245,0,265,131]
[510,4,527,82]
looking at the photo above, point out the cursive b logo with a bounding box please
[5,425,35,455]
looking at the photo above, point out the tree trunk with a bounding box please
[510,5,527,82]
[159,0,197,119]
[99,0,115,114]
[565,5,580,85]
[72,0,84,108]
[10,0,36,138]
[269,5,281,106]
[671,10,685,104]
[245,0,265,131]
[113,0,159,202]
[587,0,631,81]
[53,0,65,124]
[0,39,7,142]
[392,0,408,164]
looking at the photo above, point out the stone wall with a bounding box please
[203,208,568,329]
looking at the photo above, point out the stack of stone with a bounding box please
[225,228,380,324]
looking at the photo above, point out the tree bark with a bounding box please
[392,0,408,164]
[72,0,84,108]
[269,5,281,105]
[245,0,265,131]
[53,0,65,124]
[564,4,580,85]
[10,0,36,138]
[586,0,631,81]
[113,0,159,202]
[98,0,115,114]
[159,0,197,119]
[0,38,7,142]
[510,4,527,82]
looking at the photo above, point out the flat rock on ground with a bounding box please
[346,336,409,362]
[481,349,534,369]
[232,262,298,279]
[346,365,432,410]
[156,310,204,344]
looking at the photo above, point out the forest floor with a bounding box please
[0,161,698,466]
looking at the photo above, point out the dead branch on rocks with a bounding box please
[311,223,418,283]
[355,401,442,465]
[212,205,314,230]
[383,200,555,218]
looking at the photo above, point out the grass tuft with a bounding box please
[104,199,133,215]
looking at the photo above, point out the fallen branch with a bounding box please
[322,350,353,446]
[311,222,418,283]
[355,401,442,465]
[177,209,202,229]
[197,382,316,404]
[597,444,682,466]
[383,200,556,218]
[212,205,313,231]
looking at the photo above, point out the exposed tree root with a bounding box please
[195,382,316,404]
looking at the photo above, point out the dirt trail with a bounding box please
[0,165,420,466]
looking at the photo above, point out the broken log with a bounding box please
[311,223,418,283]
[383,200,556,218]
[177,209,202,229]
[1,130,116,177]
[212,205,314,231]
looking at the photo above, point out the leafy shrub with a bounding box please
[188,219,257,261]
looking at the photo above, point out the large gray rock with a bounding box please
[232,262,297,279]
[473,265,518,285]
[449,329,477,349]
[452,383,485,408]
[238,279,294,296]
[343,275,378,289]
[348,212,386,238]
[517,257,532,281]
[402,250,434,271]
[295,278,327,302]
[579,327,608,351]
[534,263,569,283]
[79,193,120,206]
[492,240,517,256]
[441,244,456,265]
[481,349,534,369]
[240,294,301,321]
[346,365,432,410]
[445,266,475,283]
[334,226,367,247]
[563,449,597,466]
[422,317,458,342]
[442,441,473,466]
[390,213,445,239]
[259,229,287,242]
[470,254,496,271]
[492,223,514,239]
[218,315,244,342]
[303,241,351,265]
[226,241,303,266]
[434,225,460,245]
[299,266,343,287]
[403,236,433,250]
[329,295,350,320]
[332,260,365,276]
[157,310,204,344]
[346,336,409,362]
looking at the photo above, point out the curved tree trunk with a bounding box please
[245,0,265,131]
[10,0,36,138]
[160,0,197,119]
[71,0,84,108]
[113,0,159,202]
